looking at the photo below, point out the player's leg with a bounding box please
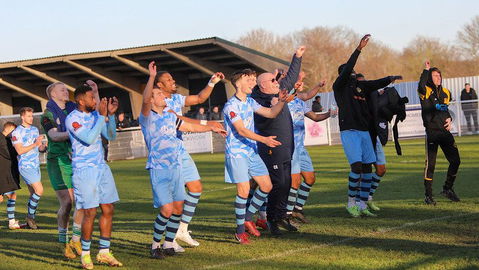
[176,152,202,247]
[96,165,122,267]
[225,156,252,244]
[424,132,439,205]
[292,148,315,223]
[340,130,362,217]
[439,132,461,201]
[5,192,20,229]
[286,149,301,217]
[163,167,185,254]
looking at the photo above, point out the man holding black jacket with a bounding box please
[250,46,304,235]
[333,34,402,217]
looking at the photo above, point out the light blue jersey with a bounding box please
[288,97,311,150]
[165,94,187,149]
[65,110,116,169]
[11,125,40,169]
[223,95,262,159]
[139,108,183,170]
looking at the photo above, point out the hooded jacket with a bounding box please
[417,68,452,131]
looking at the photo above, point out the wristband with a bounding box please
[208,82,215,88]
[200,120,208,126]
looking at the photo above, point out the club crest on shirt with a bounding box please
[356,87,362,93]
[230,111,237,119]
[12,136,17,142]
[72,122,82,131]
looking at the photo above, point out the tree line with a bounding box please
[237,16,479,92]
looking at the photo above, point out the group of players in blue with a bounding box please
[2,34,421,269]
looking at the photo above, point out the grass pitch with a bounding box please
[0,136,478,270]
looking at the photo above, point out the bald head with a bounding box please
[257,73,280,94]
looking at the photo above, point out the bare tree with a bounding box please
[457,15,479,58]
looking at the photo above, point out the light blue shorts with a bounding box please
[340,130,377,165]
[375,139,386,165]
[225,153,269,184]
[149,167,185,208]
[72,164,119,210]
[180,151,201,183]
[291,147,314,174]
[20,167,41,185]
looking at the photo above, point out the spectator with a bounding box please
[209,106,222,120]
[312,96,323,112]
[460,83,478,133]
[195,107,208,120]
[116,111,131,130]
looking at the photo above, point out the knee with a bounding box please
[84,209,97,219]
[260,181,273,193]
[101,205,114,218]
[188,181,203,193]
[350,162,362,174]
[161,205,173,218]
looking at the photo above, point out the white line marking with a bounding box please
[203,186,235,194]
[199,212,478,270]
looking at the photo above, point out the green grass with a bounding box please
[1,136,478,270]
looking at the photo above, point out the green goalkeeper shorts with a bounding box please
[47,155,73,191]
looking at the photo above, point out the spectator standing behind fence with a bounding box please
[460,83,478,134]
[116,111,131,130]
[195,107,208,120]
[311,96,323,112]
[209,106,222,120]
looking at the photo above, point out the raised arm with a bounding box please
[184,72,225,106]
[297,80,326,101]
[279,46,305,91]
[101,97,119,141]
[305,110,331,122]
[141,61,158,117]
[358,76,401,94]
[41,114,70,142]
[418,60,431,96]
[333,34,370,91]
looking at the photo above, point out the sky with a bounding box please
[0,0,477,62]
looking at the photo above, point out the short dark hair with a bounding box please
[465,83,470,86]
[356,73,364,79]
[230,69,256,89]
[74,84,93,103]
[3,121,16,131]
[153,71,170,86]
[315,96,321,101]
[19,107,34,116]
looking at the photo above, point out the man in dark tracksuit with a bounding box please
[333,34,401,217]
[250,46,304,234]
[418,61,461,205]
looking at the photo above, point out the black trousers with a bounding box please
[424,130,461,195]
[260,157,292,221]
[463,109,478,131]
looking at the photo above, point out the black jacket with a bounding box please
[417,69,452,131]
[0,133,20,194]
[460,88,478,110]
[251,54,301,163]
[333,49,393,132]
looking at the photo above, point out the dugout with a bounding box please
[0,37,288,119]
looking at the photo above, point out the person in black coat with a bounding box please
[0,121,22,229]
[460,83,478,133]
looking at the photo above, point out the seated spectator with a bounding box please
[195,107,208,120]
[209,106,222,120]
[312,96,323,112]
